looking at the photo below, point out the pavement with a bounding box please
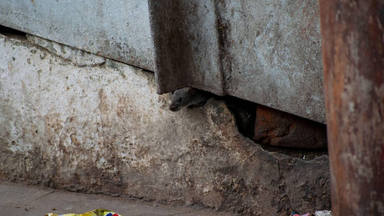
[0,182,233,216]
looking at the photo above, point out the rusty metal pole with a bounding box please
[318,0,384,215]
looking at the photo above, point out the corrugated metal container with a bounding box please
[0,0,325,122]
[149,0,324,123]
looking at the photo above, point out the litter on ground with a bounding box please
[45,209,121,216]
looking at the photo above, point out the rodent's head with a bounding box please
[169,88,192,111]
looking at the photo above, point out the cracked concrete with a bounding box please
[0,34,330,215]
[26,35,106,67]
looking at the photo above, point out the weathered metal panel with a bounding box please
[319,0,384,215]
[0,0,325,122]
[148,1,224,94]
[149,0,325,123]
[0,0,154,71]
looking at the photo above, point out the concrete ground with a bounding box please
[0,182,233,216]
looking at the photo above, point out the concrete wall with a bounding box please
[0,34,330,215]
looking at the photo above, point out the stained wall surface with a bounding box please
[0,35,330,215]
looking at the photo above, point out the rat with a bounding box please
[169,87,256,137]
[169,87,212,111]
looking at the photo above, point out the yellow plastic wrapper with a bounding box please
[45,209,121,216]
